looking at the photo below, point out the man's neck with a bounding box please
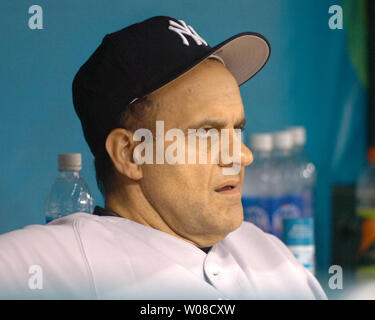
[104,185,219,249]
[94,204,213,254]
[105,187,198,247]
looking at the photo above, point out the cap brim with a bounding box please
[210,32,271,86]
[133,32,270,103]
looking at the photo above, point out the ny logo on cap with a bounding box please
[168,20,208,47]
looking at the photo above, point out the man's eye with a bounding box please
[196,127,213,135]
[196,128,210,137]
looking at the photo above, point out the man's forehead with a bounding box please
[151,60,237,100]
[150,65,242,122]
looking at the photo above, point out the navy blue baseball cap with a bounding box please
[73,16,270,157]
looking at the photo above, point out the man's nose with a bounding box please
[241,143,253,167]
[232,129,253,167]
[218,130,253,167]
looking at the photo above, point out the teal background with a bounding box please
[0,0,367,289]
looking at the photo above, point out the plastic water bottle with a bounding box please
[272,130,302,238]
[242,133,275,233]
[288,127,316,218]
[356,147,375,281]
[45,153,94,223]
[282,218,315,274]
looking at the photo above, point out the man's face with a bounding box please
[139,59,253,247]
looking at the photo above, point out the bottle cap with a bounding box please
[288,126,306,146]
[58,153,82,172]
[250,133,273,152]
[273,130,294,150]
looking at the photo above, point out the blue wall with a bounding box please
[0,0,366,280]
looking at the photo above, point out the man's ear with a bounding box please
[105,128,143,180]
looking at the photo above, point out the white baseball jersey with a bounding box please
[0,213,327,299]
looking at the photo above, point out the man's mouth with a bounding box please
[214,181,240,195]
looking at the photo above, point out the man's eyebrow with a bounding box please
[186,117,246,130]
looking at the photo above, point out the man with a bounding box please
[0,16,326,299]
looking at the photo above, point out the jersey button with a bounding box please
[212,269,220,276]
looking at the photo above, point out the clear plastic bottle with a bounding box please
[242,133,275,233]
[45,153,94,223]
[288,126,316,218]
[271,130,302,238]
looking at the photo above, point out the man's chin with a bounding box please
[211,206,244,240]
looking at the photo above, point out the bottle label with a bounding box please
[272,194,303,238]
[242,193,313,238]
[242,196,272,233]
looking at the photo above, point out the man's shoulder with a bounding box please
[221,221,327,299]
[223,221,304,267]
[226,220,276,243]
[0,213,80,250]
[0,213,105,298]
[0,213,100,249]
[0,213,140,258]
[228,220,284,243]
[233,221,303,256]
